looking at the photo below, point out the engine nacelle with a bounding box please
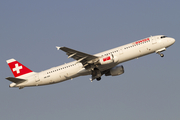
[105,65,124,76]
[99,55,117,65]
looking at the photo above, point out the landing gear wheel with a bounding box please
[96,77,101,81]
[160,53,164,57]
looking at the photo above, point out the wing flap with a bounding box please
[6,77,26,84]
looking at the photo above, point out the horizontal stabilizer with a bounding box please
[6,77,26,84]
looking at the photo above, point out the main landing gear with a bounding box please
[96,77,101,81]
[157,52,164,57]
[90,68,102,82]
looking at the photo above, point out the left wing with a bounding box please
[56,46,99,66]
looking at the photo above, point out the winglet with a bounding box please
[56,46,61,50]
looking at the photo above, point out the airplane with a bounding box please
[6,35,175,89]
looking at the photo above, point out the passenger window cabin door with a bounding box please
[119,48,123,55]
[59,71,69,80]
[152,37,157,44]
[35,74,40,82]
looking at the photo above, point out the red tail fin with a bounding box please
[6,59,33,77]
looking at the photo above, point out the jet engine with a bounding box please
[105,65,124,76]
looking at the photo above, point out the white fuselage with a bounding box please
[14,35,175,88]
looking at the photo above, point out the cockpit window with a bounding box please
[161,36,167,38]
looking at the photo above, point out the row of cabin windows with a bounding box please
[101,50,118,56]
[47,63,77,74]
[124,40,150,50]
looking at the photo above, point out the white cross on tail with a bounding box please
[13,63,23,74]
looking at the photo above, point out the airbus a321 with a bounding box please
[6,35,175,89]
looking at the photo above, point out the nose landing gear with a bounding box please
[157,52,164,57]
[156,48,166,57]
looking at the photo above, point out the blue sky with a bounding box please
[0,0,180,120]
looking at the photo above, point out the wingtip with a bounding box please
[56,46,61,50]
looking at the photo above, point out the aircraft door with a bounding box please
[152,37,157,44]
[59,71,69,80]
[119,48,123,55]
[139,47,148,56]
[35,74,40,82]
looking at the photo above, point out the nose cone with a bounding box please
[168,38,175,45]
[170,38,175,45]
[172,38,175,44]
